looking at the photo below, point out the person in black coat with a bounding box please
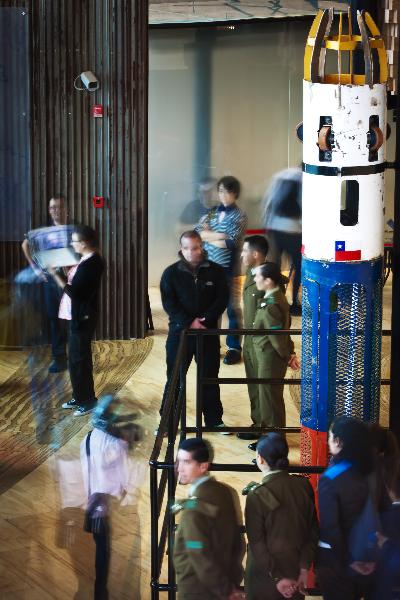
[160,230,229,428]
[50,225,104,416]
[372,457,400,600]
[316,416,376,600]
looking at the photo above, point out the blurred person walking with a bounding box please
[196,175,247,365]
[49,225,104,416]
[173,438,245,599]
[179,177,218,230]
[244,433,318,599]
[81,395,142,600]
[21,196,69,372]
[263,167,302,316]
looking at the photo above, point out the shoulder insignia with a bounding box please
[185,540,204,550]
[260,297,276,308]
[170,497,198,515]
[242,481,260,496]
[186,498,198,509]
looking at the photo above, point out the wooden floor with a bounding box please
[0,279,393,599]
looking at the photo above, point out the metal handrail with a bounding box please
[150,325,392,598]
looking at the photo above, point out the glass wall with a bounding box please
[148,20,395,285]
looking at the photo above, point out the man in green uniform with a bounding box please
[237,235,269,440]
[173,438,245,599]
[251,263,300,432]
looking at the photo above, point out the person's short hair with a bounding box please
[218,175,241,198]
[74,224,99,248]
[257,433,289,470]
[179,230,203,245]
[178,437,214,464]
[244,235,269,256]
[49,195,65,202]
[257,262,282,285]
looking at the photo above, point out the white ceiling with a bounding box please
[149,0,349,25]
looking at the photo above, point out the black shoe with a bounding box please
[49,360,68,373]
[251,458,257,465]
[290,303,302,316]
[223,349,241,365]
[237,428,260,441]
[73,403,97,417]
[248,442,258,451]
[62,398,79,410]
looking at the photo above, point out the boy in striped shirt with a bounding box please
[196,176,247,365]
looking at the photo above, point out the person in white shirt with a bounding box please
[80,394,142,600]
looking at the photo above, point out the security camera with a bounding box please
[79,71,99,91]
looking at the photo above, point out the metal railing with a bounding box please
[149,327,392,599]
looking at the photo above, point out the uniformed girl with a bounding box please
[245,433,318,600]
[251,262,299,429]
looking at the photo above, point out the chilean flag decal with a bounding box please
[335,241,361,261]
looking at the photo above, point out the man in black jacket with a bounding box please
[50,225,104,416]
[160,231,229,428]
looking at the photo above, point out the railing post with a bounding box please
[150,466,159,600]
[196,332,204,439]
[180,332,187,440]
[167,462,176,599]
[390,55,400,443]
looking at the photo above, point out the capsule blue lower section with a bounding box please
[301,257,383,432]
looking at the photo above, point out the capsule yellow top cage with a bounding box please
[304,8,388,86]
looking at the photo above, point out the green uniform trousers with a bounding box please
[253,347,287,428]
[243,337,259,425]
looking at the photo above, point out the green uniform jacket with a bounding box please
[252,289,294,361]
[245,471,319,599]
[242,270,265,424]
[243,270,264,330]
[174,477,245,599]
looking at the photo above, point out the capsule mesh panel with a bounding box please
[370,277,382,422]
[301,284,317,426]
[328,283,367,420]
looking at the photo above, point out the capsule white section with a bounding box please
[302,172,384,261]
[303,81,386,167]
[302,80,386,262]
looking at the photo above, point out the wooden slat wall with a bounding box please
[0,0,148,339]
[379,0,399,93]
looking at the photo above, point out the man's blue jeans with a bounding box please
[226,273,242,352]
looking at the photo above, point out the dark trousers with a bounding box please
[68,321,96,406]
[225,273,242,352]
[316,548,374,600]
[161,331,223,427]
[43,279,67,359]
[268,230,302,306]
[93,523,110,600]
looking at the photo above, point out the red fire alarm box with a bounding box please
[93,196,104,208]
[92,104,104,118]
